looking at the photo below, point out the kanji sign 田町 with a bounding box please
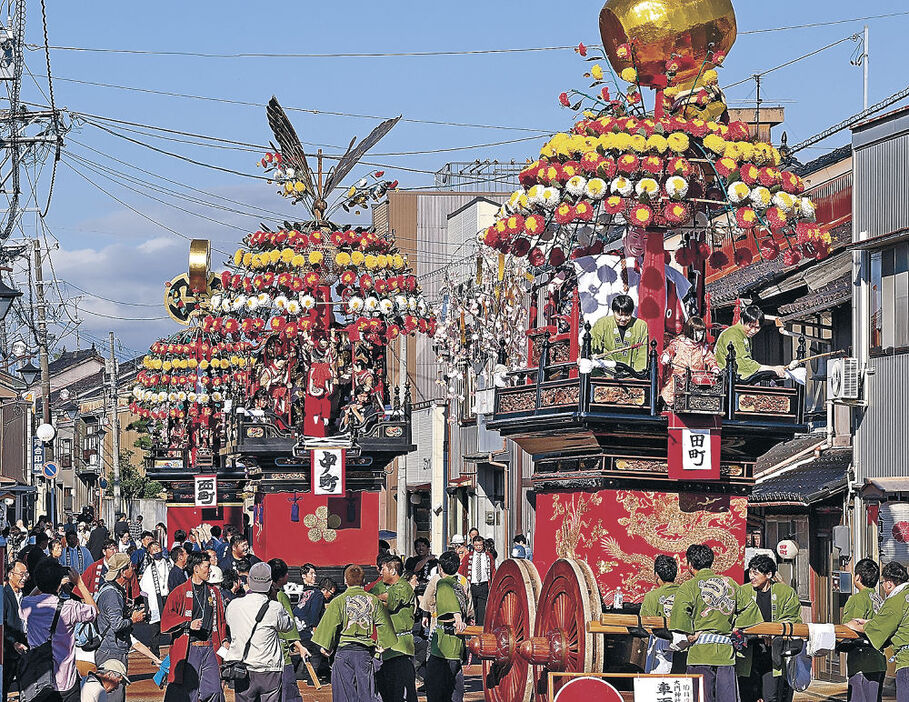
[194,475,218,507]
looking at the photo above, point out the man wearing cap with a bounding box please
[161,551,227,702]
[84,539,141,599]
[312,564,397,702]
[81,659,130,702]
[222,561,296,702]
[96,553,147,702]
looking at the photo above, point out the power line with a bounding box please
[34,73,550,132]
[738,11,909,35]
[60,280,166,308]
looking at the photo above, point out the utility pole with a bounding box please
[753,74,762,141]
[33,238,53,523]
[108,331,121,512]
[863,26,869,110]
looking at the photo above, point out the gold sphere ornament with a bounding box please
[599,0,737,88]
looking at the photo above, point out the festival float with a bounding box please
[458,1,826,700]
[144,99,435,566]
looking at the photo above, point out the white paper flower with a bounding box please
[527,184,546,206]
[584,178,607,200]
[167,392,177,403]
[541,187,560,210]
[380,298,394,315]
[750,186,772,210]
[209,294,222,311]
[212,391,223,403]
[187,392,197,403]
[245,296,260,311]
[132,385,143,397]
[408,296,417,311]
[284,167,295,178]
[566,175,587,197]
[177,391,187,402]
[301,294,316,310]
[365,296,379,312]
[611,176,633,197]
[800,197,816,221]
[635,177,660,200]
[231,294,247,311]
[257,292,270,308]
[348,296,364,313]
[417,299,428,315]
[220,297,232,313]
[273,295,289,311]
[772,191,794,212]
[286,299,301,315]
[395,295,408,312]
[727,181,751,204]
[664,175,689,200]
[199,393,210,404]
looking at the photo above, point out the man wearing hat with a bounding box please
[223,561,296,702]
[161,551,227,702]
[96,553,146,702]
[81,659,130,702]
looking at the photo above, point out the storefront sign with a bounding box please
[633,676,697,701]
[31,436,44,474]
[311,448,345,495]
[194,475,218,507]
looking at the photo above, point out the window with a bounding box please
[870,242,909,353]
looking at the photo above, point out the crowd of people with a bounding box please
[2,509,515,702]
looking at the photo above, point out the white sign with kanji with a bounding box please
[681,428,712,471]
[311,448,345,495]
[194,475,218,507]
[633,676,697,702]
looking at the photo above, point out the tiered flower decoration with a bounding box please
[205,224,435,346]
[484,42,828,275]
[433,251,529,400]
[130,329,255,449]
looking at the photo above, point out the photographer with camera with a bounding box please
[96,553,146,702]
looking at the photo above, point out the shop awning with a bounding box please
[751,449,850,506]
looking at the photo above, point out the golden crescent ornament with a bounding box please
[188,239,211,293]
[599,0,737,87]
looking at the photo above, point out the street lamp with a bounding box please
[0,278,22,322]
[59,400,79,421]
[18,361,39,385]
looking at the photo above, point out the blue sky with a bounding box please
[11,0,909,356]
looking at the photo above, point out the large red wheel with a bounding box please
[518,558,603,702]
[468,558,541,702]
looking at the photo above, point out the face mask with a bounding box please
[693,330,705,343]
[153,552,163,560]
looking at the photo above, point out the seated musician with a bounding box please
[589,294,649,372]
[714,305,786,381]
[660,316,720,407]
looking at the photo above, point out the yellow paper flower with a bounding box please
[292,254,305,267]
[233,249,244,266]
[647,134,668,154]
[613,132,632,151]
[629,134,647,153]
[667,132,690,153]
[162,360,172,372]
[242,252,253,267]
[335,252,352,266]
[392,254,404,269]
[293,181,306,193]
[621,67,637,83]
[703,134,727,155]
[283,182,294,194]
[199,360,209,371]
[377,254,389,269]
[281,248,294,263]
[351,251,365,266]
[365,255,378,269]
[701,69,718,86]
[187,359,198,369]
[309,251,324,266]
[591,64,604,81]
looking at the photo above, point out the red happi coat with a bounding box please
[83,558,141,598]
[160,578,226,684]
[458,551,496,584]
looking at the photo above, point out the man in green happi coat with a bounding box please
[669,544,762,702]
[375,554,417,702]
[736,555,801,702]
[589,294,649,372]
[847,561,909,702]
[426,551,468,702]
[714,305,785,381]
[841,558,886,702]
[312,564,396,702]
[641,554,687,674]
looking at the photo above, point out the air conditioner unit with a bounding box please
[828,357,860,401]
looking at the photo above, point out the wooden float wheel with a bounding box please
[469,558,541,702]
[520,558,603,702]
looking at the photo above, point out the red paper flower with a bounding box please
[759,239,781,260]
[641,156,663,175]
[629,203,653,227]
[549,247,566,267]
[576,42,587,57]
[714,157,738,178]
[781,171,804,194]
[528,247,546,267]
[505,214,525,234]
[560,161,581,182]
[666,157,692,177]
[559,92,571,107]
[597,157,617,180]
[708,251,729,270]
[511,238,531,257]
[740,163,759,185]
[524,214,545,236]
[765,206,787,229]
[663,202,690,225]
[359,273,374,291]
[554,203,576,224]
[603,195,625,215]
[674,245,695,267]
[734,248,754,266]
[580,152,603,176]
[574,201,594,222]
[758,167,781,188]
[736,207,759,229]
[617,153,640,175]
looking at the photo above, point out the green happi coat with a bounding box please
[864,584,909,671]
[736,581,802,678]
[669,568,763,666]
[382,578,416,660]
[429,575,464,661]
[641,582,680,619]
[311,585,396,653]
[589,315,649,371]
[277,590,301,665]
[843,587,887,677]
[714,324,761,378]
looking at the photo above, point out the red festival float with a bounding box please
[453,0,827,700]
[142,100,434,569]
